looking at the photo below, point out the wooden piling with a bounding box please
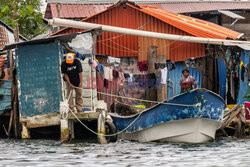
[156,55,167,102]
[97,109,107,144]
[146,46,158,107]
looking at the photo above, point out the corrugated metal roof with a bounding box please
[218,10,245,20]
[136,4,242,40]
[52,2,242,40]
[0,27,9,50]
[146,2,250,14]
[45,1,250,19]
[45,3,113,19]
[50,1,241,61]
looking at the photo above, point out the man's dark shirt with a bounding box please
[61,59,83,87]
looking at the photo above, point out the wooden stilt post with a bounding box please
[60,119,70,142]
[97,109,107,144]
[21,123,30,139]
[156,55,167,102]
[146,46,158,107]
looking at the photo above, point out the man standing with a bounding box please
[61,53,83,113]
[180,69,197,93]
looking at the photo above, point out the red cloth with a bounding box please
[137,61,148,72]
[245,102,250,120]
[113,70,119,78]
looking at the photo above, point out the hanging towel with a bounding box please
[161,67,168,84]
[107,57,121,66]
[104,66,113,80]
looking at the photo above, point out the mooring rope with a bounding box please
[74,86,202,108]
[61,100,143,137]
[61,87,202,137]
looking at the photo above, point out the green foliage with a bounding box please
[0,0,47,39]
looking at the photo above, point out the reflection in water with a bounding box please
[1,138,250,167]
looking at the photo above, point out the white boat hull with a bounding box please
[118,118,222,143]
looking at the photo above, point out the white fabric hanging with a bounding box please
[161,67,168,84]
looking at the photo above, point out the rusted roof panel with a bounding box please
[45,3,112,19]
[45,1,250,19]
[146,2,250,14]
[0,27,9,50]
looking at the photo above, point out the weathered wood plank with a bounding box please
[67,111,99,120]
[20,113,60,129]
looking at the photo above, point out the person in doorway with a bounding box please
[180,69,197,93]
[61,53,83,113]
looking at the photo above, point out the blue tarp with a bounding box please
[167,63,202,99]
[217,57,227,100]
[237,50,249,104]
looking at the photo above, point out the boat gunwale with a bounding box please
[109,88,225,119]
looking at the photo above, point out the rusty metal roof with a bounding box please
[0,27,9,50]
[51,2,242,40]
[45,1,250,19]
[147,1,250,14]
[45,3,113,19]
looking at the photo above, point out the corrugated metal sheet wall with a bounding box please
[16,42,63,117]
[167,62,202,99]
[0,80,11,114]
[60,5,205,61]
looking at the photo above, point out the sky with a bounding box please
[41,0,47,13]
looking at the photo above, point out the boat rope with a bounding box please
[74,86,202,108]
[61,98,143,137]
[61,86,202,137]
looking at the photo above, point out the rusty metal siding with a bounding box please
[54,5,205,61]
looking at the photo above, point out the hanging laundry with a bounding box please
[91,60,98,69]
[137,61,148,71]
[147,73,156,89]
[88,59,93,66]
[241,65,245,81]
[240,61,244,69]
[166,61,176,71]
[134,74,140,83]
[155,63,166,70]
[104,66,113,80]
[104,79,108,88]
[123,73,130,79]
[226,49,231,63]
[245,66,248,82]
[139,74,148,89]
[113,70,119,78]
[96,63,104,74]
[128,74,133,83]
[185,57,196,68]
[76,52,85,61]
[107,57,121,66]
[161,67,168,84]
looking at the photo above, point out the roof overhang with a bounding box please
[1,28,101,51]
[218,10,245,19]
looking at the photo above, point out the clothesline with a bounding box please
[85,55,168,85]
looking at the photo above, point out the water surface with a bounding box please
[0,138,250,167]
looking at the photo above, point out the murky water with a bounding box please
[1,138,250,167]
